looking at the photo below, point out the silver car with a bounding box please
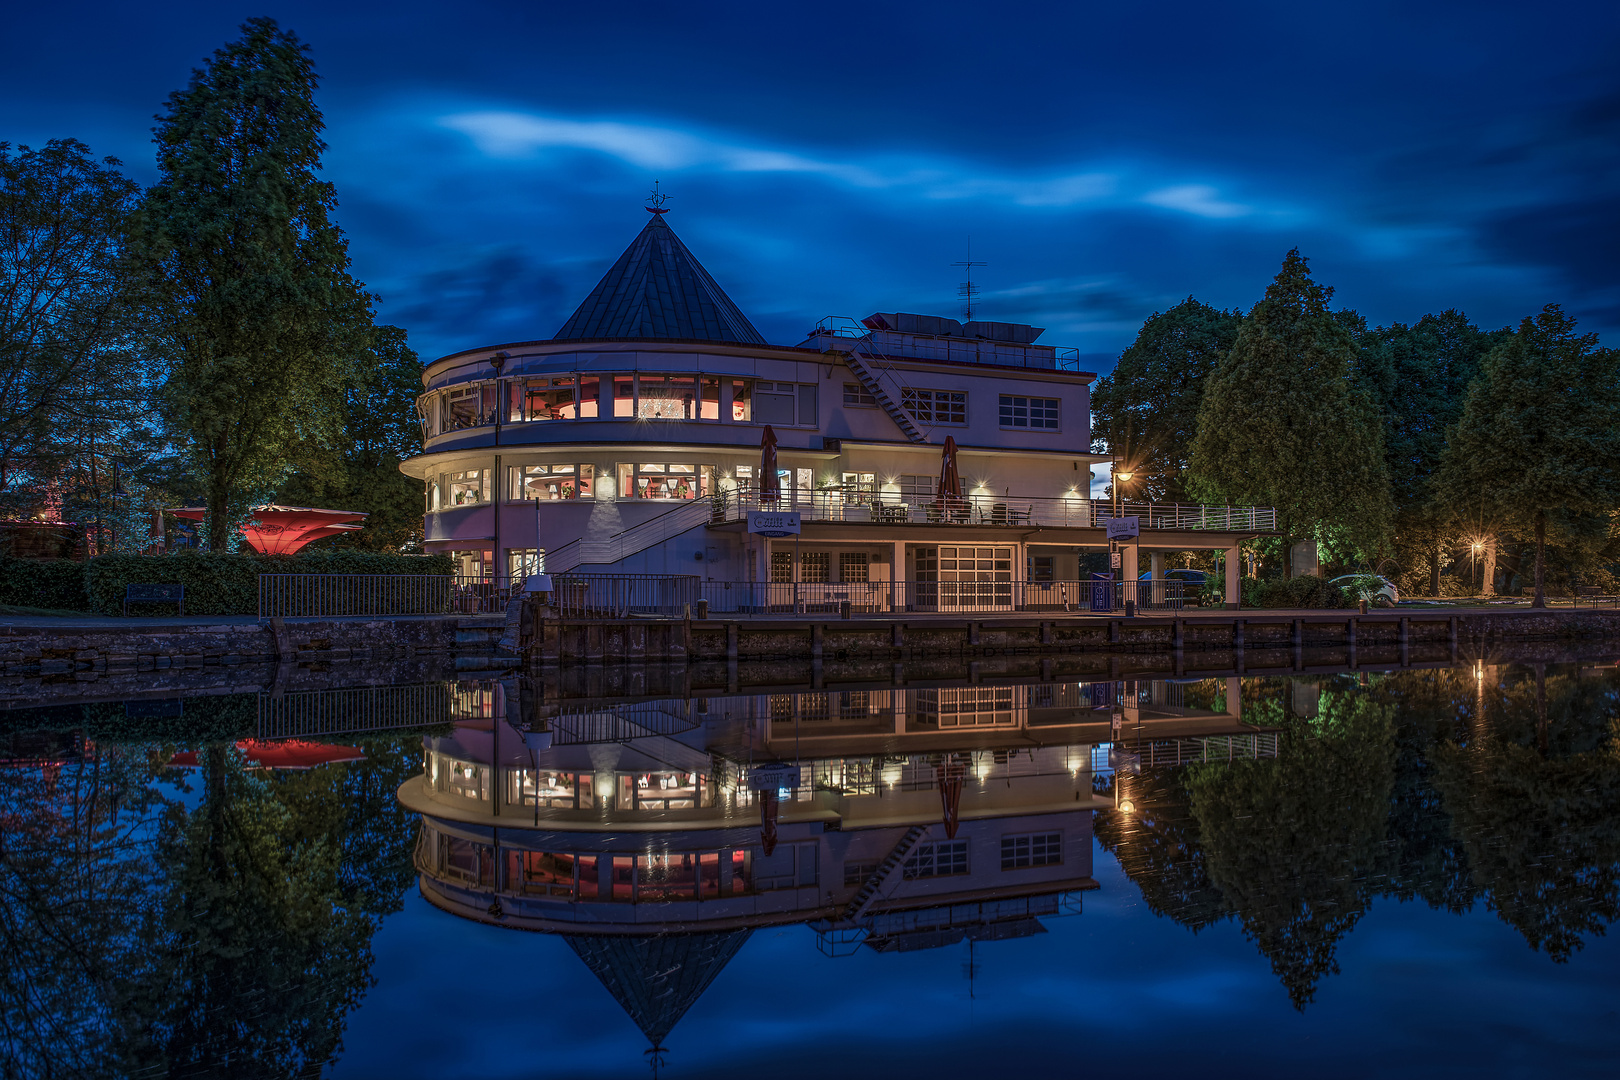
[1330,573,1399,607]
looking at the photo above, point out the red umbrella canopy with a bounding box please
[169,505,367,554]
[935,435,962,506]
[759,425,780,503]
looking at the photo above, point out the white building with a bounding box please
[402,210,1272,608]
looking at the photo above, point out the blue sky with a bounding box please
[4,1,1617,367]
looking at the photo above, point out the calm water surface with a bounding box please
[6,659,1619,1078]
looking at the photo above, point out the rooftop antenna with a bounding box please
[646,180,670,216]
[952,239,986,321]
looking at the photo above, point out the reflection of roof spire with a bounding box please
[564,931,753,1052]
[646,180,670,216]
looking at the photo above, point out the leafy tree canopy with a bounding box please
[1188,250,1393,562]
[133,17,373,550]
[1435,304,1620,605]
[1090,297,1244,504]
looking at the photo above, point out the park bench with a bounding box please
[1576,586,1618,608]
[124,583,184,617]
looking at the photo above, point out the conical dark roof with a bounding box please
[563,930,752,1047]
[553,216,767,344]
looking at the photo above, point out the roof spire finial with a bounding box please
[645,180,670,216]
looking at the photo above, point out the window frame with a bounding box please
[900,386,968,426]
[998,393,1060,431]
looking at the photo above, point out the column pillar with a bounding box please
[1224,545,1241,610]
[1149,550,1165,578]
[1122,544,1139,583]
[892,540,905,612]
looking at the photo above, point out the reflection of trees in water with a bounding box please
[0,734,420,1080]
[1099,665,1620,1008]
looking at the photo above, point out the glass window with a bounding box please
[771,550,793,583]
[450,548,493,581]
[901,387,967,426]
[999,394,1059,430]
[447,470,488,505]
[613,376,634,418]
[801,551,830,583]
[638,375,698,419]
[700,376,721,420]
[417,394,438,439]
[616,463,715,499]
[508,548,543,581]
[798,383,818,426]
[511,463,594,501]
[520,377,579,421]
[902,840,969,879]
[445,385,491,430]
[1001,832,1063,869]
[578,375,601,418]
[898,475,934,504]
[756,385,795,426]
[841,472,876,502]
[843,383,877,407]
[425,479,439,512]
[840,552,869,583]
[731,379,752,422]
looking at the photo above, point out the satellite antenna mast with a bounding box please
[952,239,986,321]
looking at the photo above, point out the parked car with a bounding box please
[1329,573,1399,607]
[1139,568,1211,606]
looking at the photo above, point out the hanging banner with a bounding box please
[748,511,801,537]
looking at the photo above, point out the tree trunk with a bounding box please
[1430,542,1441,598]
[1530,511,1546,608]
[1481,537,1496,596]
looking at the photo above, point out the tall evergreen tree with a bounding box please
[1090,297,1243,504]
[1435,305,1620,607]
[133,18,371,550]
[1188,250,1392,567]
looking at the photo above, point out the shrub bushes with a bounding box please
[0,556,91,611]
[1241,574,1350,609]
[83,550,454,617]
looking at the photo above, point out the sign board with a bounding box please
[747,762,801,791]
[1109,552,1122,568]
[1106,515,1140,540]
[748,511,801,538]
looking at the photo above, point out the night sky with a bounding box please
[5,1,1617,368]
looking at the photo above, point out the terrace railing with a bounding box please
[549,573,702,618]
[697,578,1195,616]
[712,488,1274,533]
[258,573,517,619]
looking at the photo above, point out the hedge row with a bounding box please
[0,550,453,617]
[1241,575,1352,609]
[0,556,91,611]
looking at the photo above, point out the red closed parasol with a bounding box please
[933,435,963,517]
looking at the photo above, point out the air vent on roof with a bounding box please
[963,320,1044,344]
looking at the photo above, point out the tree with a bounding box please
[1435,305,1620,606]
[133,18,372,551]
[1090,298,1244,504]
[277,325,426,551]
[0,140,149,521]
[1188,250,1393,568]
[1357,312,1511,594]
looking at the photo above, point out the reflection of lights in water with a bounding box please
[1119,799,1136,814]
[881,762,903,786]
[972,750,992,781]
[1475,659,1484,681]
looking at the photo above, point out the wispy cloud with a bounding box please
[439,109,1265,218]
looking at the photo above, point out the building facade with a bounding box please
[401,211,1272,605]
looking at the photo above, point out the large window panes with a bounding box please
[637,375,698,419]
[613,376,634,418]
[417,395,438,440]
[616,463,715,500]
[516,377,580,422]
[731,379,752,421]
[754,382,817,426]
[510,463,594,501]
[901,387,967,426]
[507,548,543,582]
[446,470,489,506]
[700,376,721,419]
[445,384,496,430]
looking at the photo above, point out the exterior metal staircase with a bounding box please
[818,317,928,444]
[842,824,928,922]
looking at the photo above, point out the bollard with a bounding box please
[696,598,709,620]
[840,600,852,620]
[1124,598,1136,618]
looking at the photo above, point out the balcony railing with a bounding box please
[712,488,1275,532]
[696,578,1198,616]
[257,574,517,619]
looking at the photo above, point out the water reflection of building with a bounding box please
[397,675,1268,1050]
